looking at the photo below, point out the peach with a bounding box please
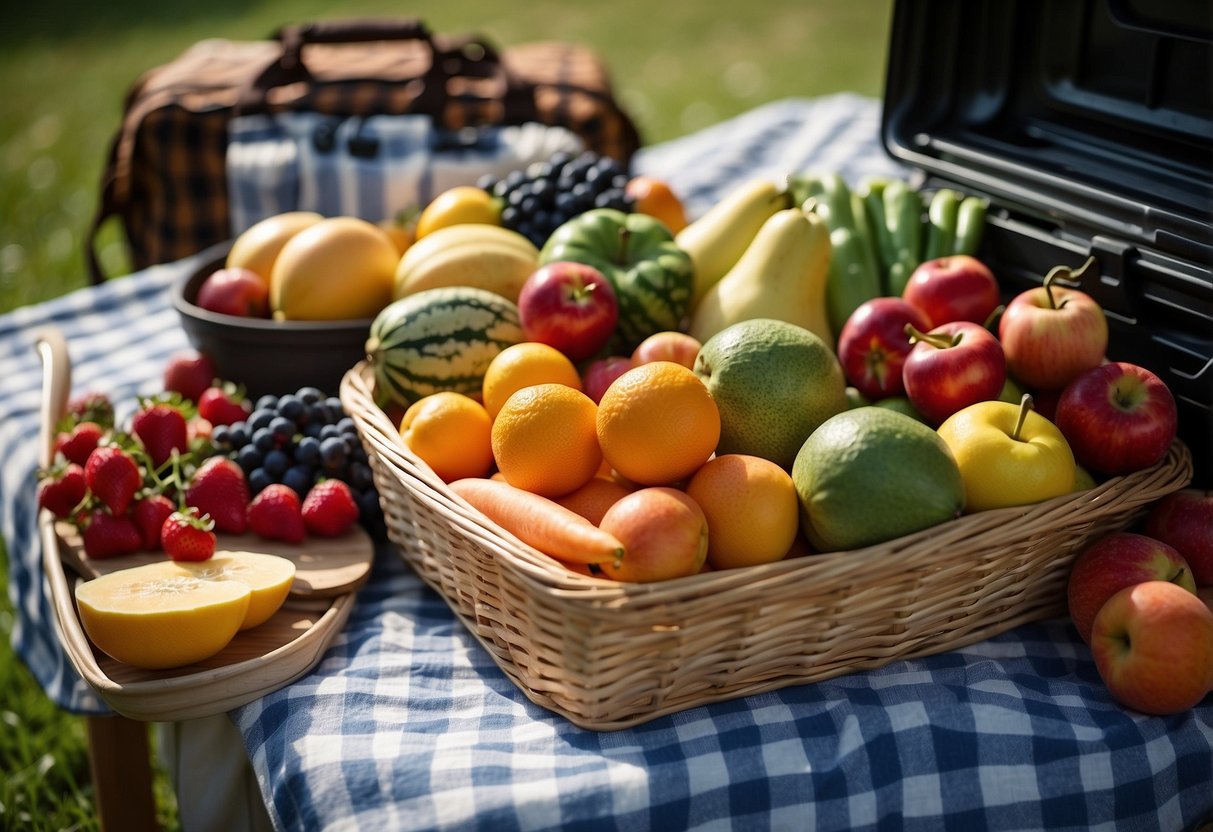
[595,487,708,582]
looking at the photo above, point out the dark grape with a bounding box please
[282,465,315,497]
[263,449,291,478]
[486,149,635,248]
[248,468,274,495]
[235,444,263,474]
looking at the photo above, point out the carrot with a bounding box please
[450,478,625,565]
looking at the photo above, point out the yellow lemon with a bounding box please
[937,400,1076,512]
[415,186,503,239]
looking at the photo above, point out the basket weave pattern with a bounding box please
[342,362,1193,730]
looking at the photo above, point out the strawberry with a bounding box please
[55,421,105,467]
[161,508,216,562]
[66,392,115,429]
[81,510,142,559]
[37,463,87,518]
[248,484,306,544]
[197,386,251,427]
[132,494,175,551]
[84,446,143,516]
[131,402,190,468]
[185,456,249,534]
[301,480,360,537]
[163,351,218,403]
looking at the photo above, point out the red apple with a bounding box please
[1066,531,1197,644]
[1145,489,1213,587]
[901,255,1001,328]
[1090,580,1213,715]
[582,356,634,404]
[163,350,218,402]
[195,267,270,317]
[997,257,1107,390]
[518,262,619,362]
[901,321,1007,426]
[837,297,931,399]
[1053,361,1177,476]
[632,331,701,369]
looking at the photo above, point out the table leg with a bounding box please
[86,714,158,832]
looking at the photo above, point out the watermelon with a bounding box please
[366,287,525,408]
[539,208,694,352]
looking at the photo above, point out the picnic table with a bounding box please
[2,95,1211,831]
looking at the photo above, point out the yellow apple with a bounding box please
[937,395,1076,512]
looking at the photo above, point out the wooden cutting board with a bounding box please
[55,521,375,598]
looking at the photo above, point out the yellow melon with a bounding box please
[75,563,251,670]
[180,551,297,630]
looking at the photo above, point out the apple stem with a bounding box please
[904,323,960,350]
[1041,255,1098,310]
[1011,393,1034,442]
[982,304,1005,331]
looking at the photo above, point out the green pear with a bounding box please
[688,205,833,345]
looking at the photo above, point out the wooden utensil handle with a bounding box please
[35,327,71,470]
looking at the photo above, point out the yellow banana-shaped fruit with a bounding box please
[675,178,792,305]
[393,225,539,303]
[689,206,833,345]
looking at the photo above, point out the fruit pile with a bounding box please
[170,149,1206,715]
[37,352,375,563]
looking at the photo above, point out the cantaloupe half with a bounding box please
[179,551,297,630]
[74,552,297,669]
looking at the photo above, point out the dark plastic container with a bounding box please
[171,255,374,400]
[882,0,1213,485]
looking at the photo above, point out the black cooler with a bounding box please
[881,0,1213,486]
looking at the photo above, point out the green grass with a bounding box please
[0,2,892,827]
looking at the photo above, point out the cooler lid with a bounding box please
[881,0,1213,261]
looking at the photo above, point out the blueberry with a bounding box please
[248,408,276,431]
[296,386,325,405]
[255,395,279,412]
[252,427,276,452]
[269,416,296,444]
[247,468,274,495]
[320,436,348,470]
[227,423,251,449]
[337,417,357,436]
[295,435,322,467]
[348,461,375,492]
[319,424,342,441]
[235,444,263,474]
[263,448,291,477]
[211,424,232,450]
[355,488,383,521]
[303,423,324,439]
[282,464,315,497]
[277,394,305,423]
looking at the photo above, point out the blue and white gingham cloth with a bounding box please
[3,95,1210,831]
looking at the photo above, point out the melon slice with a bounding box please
[75,562,251,670]
[180,551,297,630]
[74,551,298,669]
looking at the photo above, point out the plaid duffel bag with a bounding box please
[87,18,642,282]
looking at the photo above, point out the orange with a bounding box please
[555,477,633,525]
[399,392,494,482]
[596,361,720,485]
[625,176,689,234]
[685,454,799,569]
[491,383,602,497]
[482,342,582,420]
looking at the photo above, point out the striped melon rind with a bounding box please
[366,286,526,408]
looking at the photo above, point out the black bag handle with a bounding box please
[236,18,446,113]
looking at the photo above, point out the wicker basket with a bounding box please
[341,362,1193,730]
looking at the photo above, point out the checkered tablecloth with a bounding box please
[3,95,1210,831]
